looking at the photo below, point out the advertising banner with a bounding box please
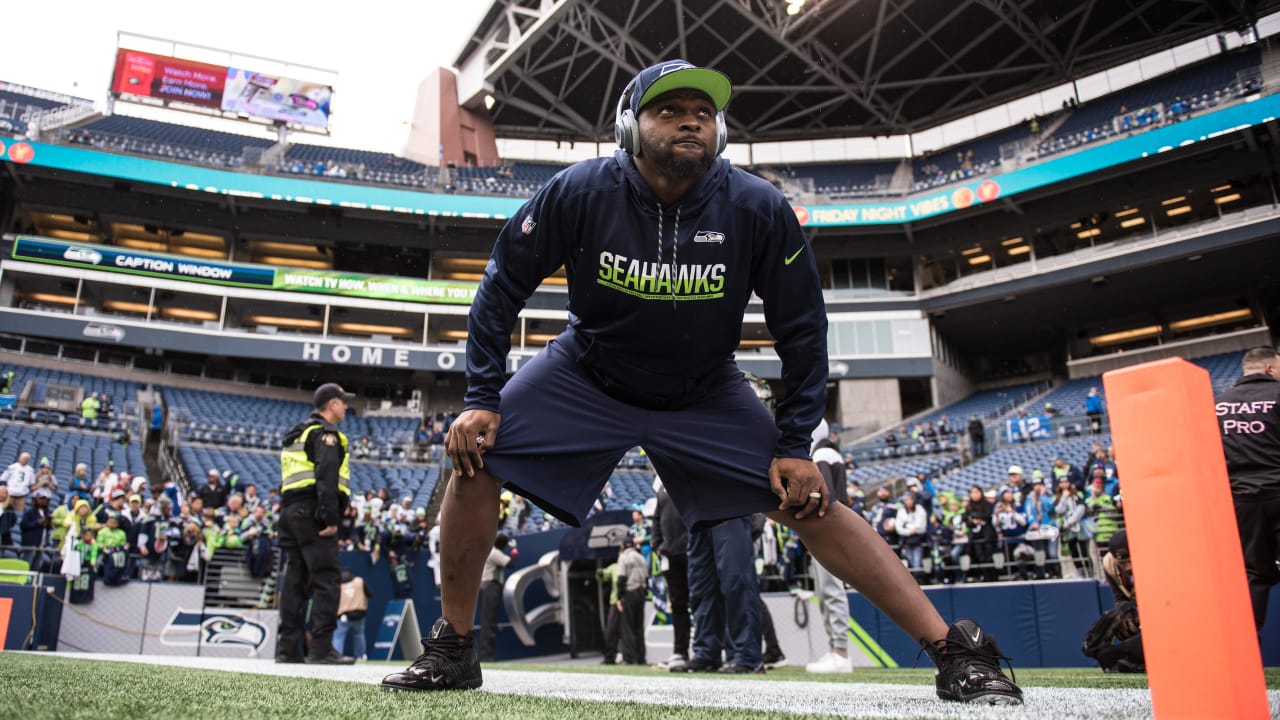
[787,93,1280,227]
[188,607,278,658]
[111,49,228,109]
[12,235,276,287]
[110,48,332,128]
[273,268,476,304]
[10,236,477,304]
[1006,414,1054,442]
[222,68,332,128]
[371,598,422,662]
[55,582,276,657]
[139,585,207,656]
[57,582,154,653]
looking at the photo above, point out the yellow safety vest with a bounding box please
[280,423,350,497]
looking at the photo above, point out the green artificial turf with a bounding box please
[2,653,1278,720]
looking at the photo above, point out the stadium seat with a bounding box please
[0,558,33,585]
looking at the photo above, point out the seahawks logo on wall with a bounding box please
[160,609,268,652]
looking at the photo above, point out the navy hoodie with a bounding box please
[465,150,828,459]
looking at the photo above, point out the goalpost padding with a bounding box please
[1103,357,1268,719]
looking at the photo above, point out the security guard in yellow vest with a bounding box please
[276,383,356,665]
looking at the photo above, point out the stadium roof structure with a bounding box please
[455,0,1280,143]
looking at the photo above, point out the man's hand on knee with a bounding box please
[447,410,501,477]
[769,457,828,520]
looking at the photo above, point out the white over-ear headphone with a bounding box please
[614,77,728,157]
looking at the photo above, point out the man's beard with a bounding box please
[641,134,713,180]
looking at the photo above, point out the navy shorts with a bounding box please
[482,333,780,530]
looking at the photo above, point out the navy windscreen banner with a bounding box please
[11,236,276,288]
[558,510,635,562]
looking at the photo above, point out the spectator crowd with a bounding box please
[0,450,449,598]
[847,441,1123,584]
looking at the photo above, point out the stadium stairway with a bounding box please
[203,546,280,609]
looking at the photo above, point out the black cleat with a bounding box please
[717,663,765,674]
[381,618,483,692]
[920,618,1023,705]
[274,654,304,664]
[306,649,356,665]
[668,656,721,673]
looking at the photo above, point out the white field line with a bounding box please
[38,653,1280,720]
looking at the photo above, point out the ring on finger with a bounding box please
[808,492,821,499]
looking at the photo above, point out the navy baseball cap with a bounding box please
[629,60,732,114]
[313,383,355,408]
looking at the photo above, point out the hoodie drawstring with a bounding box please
[656,203,682,308]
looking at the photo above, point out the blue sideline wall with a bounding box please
[13,528,1280,667]
[338,527,568,661]
[823,579,1280,668]
[341,526,1280,667]
[0,575,65,650]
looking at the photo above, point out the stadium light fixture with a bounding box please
[1000,237,1024,246]
[1076,228,1102,239]
[46,229,95,242]
[171,246,227,259]
[786,0,806,15]
[24,292,78,306]
[247,315,322,329]
[1007,246,1031,256]
[181,231,226,246]
[966,254,992,265]
[1169,309,1252,332]
[333,322,413,337]
[1213,193,1241,204]
[1160,196,1187,206]
[1114,208,1140,218]
[1120,217,1147,228]
[257,256,331,269]
[118,238,168,252]
[1210,184,1232,192]
[1090,325,1161,347]
[960,246,984,256]
[162,307,218,321]
[103,300,154,314]
[39,213,83,226]
[249,240,327,256]
[439,330,469,341]
[484,94,495,110]
[437,257,490,270]
[1165,205,1192,216]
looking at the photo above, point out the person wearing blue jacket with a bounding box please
[381,60,1020,705]
[1022,474,1059,578]
[1085,387,1105,434]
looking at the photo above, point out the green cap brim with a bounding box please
[637,68,733,112]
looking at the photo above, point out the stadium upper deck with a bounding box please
[4,41,1267,206]
[1,2,1278,429]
